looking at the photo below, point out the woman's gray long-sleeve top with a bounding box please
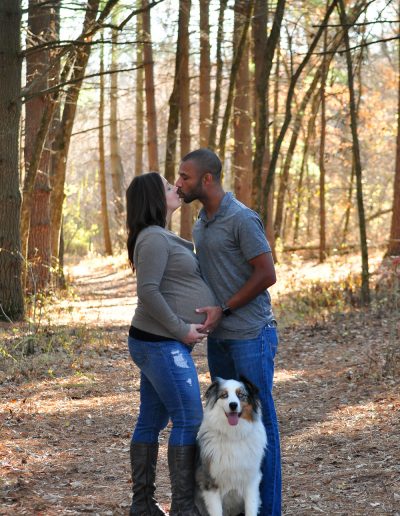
[131,225,216,341]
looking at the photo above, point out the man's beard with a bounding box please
[179,181,204,203]
[181,192,198,203]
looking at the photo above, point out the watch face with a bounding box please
[222,307,232,317]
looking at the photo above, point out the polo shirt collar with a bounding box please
[198,192,234,223]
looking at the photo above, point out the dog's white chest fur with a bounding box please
[195,378,267,516]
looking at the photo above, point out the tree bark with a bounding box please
[218,0,253,164]
[110,9,125,229]
[99,33,113,256]
[179,0,192,239]
[165,3,186,183]
[135,8,144,176]
[342,161,355,245]
[274,69,321,239]
[293,91,320,244]
[318,9,329,263]
[339,0,370,304]
[50,0,100,261]
[387,5,400,256]
[233,1,252,207]
[199,0,211,147]
[253,0,286,215]
[208,0,228,150]
[142,0,159,170]
[25,0,54,292]
[272,41,280,151]
[0,0,24,320]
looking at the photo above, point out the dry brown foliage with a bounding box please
[0,254,399,515]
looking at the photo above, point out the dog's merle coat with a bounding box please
[195,376,267,516]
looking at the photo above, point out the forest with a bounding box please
[0,0,399,514]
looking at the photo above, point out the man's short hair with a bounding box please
[181,148,222,180]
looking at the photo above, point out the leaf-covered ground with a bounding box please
[1,255,399,515]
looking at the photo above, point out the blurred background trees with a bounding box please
[0,0,400,320]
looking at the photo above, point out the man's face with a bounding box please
[176,160,205,203]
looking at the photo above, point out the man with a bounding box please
[175,148,281,516]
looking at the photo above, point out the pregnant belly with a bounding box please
[176,287,216,325]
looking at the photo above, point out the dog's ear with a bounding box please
[239,375,260,410]
[204,379,220,406]
[239,375,259,396]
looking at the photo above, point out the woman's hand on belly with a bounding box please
[182,324,208,345]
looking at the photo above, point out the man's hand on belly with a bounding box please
[196,305,223,333]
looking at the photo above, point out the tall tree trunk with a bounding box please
[199,0,211,147]
[342,35,365,246]
[50,0,100,261]
[252,0,268,213]
[25,0,53,292]
[208,0,228,150]
[342,161,355,245]
[272,41,280,150]
[142,0,159,170]
[274,69,321,239]
[318,13,328,263]
[179,0,192,239]
[99,33,113,256]
[110,10,125,229]
[233,1,252,206]
[165,4,187,183]
[387,6,400,256]
[252,0,277,259]
[339,0,370,304]
[293,91,320,243]
[218,0,253,164]
[135,8,144,176]
[253,0,286,215]
[0,0,24,320]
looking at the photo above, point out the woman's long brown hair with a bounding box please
[126,173,166,268]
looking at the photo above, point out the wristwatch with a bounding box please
[221,303,232,317]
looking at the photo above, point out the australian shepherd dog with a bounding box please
[195,376,267,516]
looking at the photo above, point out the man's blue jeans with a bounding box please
[207,323,282,516]
[128,337,203,446]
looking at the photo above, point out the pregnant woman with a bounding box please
[126,172,215,515]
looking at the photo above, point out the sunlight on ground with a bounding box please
[269,249,383,298]
[286,398,398,443]
[274,369,301,383]
[56,254,137,326]
[53,249,386,330]
[55,296,137,325]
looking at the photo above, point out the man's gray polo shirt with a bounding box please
[193,192,275,340]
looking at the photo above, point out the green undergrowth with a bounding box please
[0,323,112,385]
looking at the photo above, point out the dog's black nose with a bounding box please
[229,402,238,411]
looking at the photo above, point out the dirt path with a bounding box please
[1,258,399,515]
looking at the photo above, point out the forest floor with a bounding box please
[1,252,399,515]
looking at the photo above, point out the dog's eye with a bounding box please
[219,392,228,399]
[237,391,247,400]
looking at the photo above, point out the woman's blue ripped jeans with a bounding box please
[128,337,203,446]
[207,323,282,516]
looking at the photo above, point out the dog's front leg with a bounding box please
[244,476,262,516]
[202,489,223,516]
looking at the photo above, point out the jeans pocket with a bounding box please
[128,338,148,368]
[131,350,147,369]
[263,326,278,359]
